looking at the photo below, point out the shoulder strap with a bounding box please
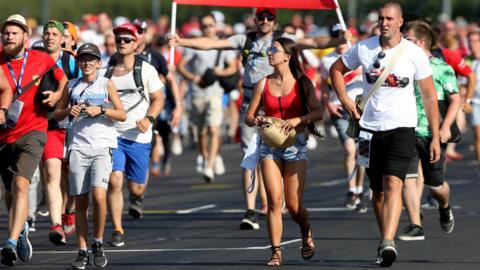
[15,64,57,100]
[133,55,145,92]
[242,31,258,65]
[359,38,408,111]
[60,52,72,79]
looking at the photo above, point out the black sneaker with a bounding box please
[356,194,368,213]
[91,242,108,268]
[1,241,17,266]
[398,224,425,241]
[109,231,125,247]
[240,209,260,230]
[27,217,36,232]
[439,206,454,233]
[129,197,144,219]
[71,250,89,270]
[378,240,397,267]
[345,192,359,209]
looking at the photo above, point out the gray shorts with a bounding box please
[239,101,257,153]
[470,103,480,126]
[68,148,112,195]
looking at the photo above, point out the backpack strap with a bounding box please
[242,31,284,65]
[60,51,72,79]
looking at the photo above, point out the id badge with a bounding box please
[7,100,24,128]
[357,130,373,168]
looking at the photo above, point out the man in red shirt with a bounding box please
[0,14,66,266]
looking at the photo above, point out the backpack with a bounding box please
[60,50,80,79]
[104,55,146,112]
[241,30,283,65]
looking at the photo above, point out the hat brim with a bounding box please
[75,52,101,60]
[0,20,32,36]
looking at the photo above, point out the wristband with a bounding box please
[146,115,155,123]
[100,105,107,115]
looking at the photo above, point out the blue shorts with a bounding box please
[112,138,151,184]
[331,111,351,144]
[259,133,308,162]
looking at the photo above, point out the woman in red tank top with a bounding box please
[245,37,322,266]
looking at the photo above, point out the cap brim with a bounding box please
[75,52,101,60]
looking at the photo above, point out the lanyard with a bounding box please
[6,51,29,95]
[69,75,98,106]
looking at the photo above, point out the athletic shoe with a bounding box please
[378,240,397,267]
[109,231,125,247]
[129,197,144,219]
[1,241,17,266]
[203,167,215,183]
[36,204,49,217]
[49,224,67,245]
[356,194,368,213]
[398,224,425,241]
[240,209,260,230]
[171,135,183,156]
[71,249,89,270]
[214,156,226,175]
[91,242,108,268]
[17,221,32,262]
[196,155,204,174]
[62,212,76,237]
[345,192,359,209]
[27,217,36,232]
[439,206,455,233]
[306,135,318,150]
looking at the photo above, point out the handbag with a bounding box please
[258,117,297,148]
[346,38,408,138]
[215,51,240,93]
[438,100,461,143]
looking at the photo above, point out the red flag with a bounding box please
[173,0,337,10]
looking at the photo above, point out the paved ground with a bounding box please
[1,131,479,269]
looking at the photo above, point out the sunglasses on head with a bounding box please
[115,36,135,44]
[373,51,386,69]
[257,14,275,22]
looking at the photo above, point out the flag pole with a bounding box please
[333,0,351,47]
[169,1,178,66]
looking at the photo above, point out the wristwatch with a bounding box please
[146,115,155,124]
[100,105,107,115]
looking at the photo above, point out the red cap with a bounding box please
[255,8,276,18]
[113,23,139,40]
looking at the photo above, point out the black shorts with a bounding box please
[0,130,46,191]
[366,127,416,192]
[405,137,446,187]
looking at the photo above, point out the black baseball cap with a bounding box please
[76,43,101,59]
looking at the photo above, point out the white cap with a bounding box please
[0,14,32,36]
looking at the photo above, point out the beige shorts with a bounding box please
[190,96,223,128]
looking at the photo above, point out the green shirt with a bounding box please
[415,57,459,137]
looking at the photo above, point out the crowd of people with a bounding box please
[0,1,477,268]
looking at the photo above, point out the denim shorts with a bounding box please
[331,111,350,144]
[259,133,308,162]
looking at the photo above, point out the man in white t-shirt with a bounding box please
[330,2,441,267]
[106,23,164,248]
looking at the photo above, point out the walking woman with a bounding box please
[245,37,323,266]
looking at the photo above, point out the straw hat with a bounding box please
[0,14,32,36]
[259,117,296,148]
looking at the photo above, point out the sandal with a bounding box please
[301,224,315,260]
[266,245,282,266]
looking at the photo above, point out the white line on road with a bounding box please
[176,204,216,214]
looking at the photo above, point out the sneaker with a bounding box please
[240,209,260,230]
[203,167,215,183]
[1,241,17,266]
[171,135,183,156]
[345,192,359,209]
[129,197,144,219]
[378,240,397,267]
[49,224,67,245]
[196,155,204,174]
[71,249,89,270]
[27,217,36,232]
[306,136,318,150]
[109,231,125,247]
[439,206,454,233]
[398,224,425,241]
[91,242,108,268]
[17,222,33,262]
[62,211,76,237]
[214,156,226,175]
[356,194,368,213]
[36,205,49,217]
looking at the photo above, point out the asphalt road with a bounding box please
[1,131,479,269]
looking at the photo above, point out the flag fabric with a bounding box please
[172,0,337,10]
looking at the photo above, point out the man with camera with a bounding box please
[0,14,66,266]
[177,13,237,182]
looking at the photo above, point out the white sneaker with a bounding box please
[172,135,183,156]
[306,136,317,150]
[196,155,204,174]
[203,168,215,183]
[214,156,225,175]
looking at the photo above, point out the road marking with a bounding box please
[31,239,302,254]
[310,178,345,187]
[176,204,216,214]
[190,183,239,190]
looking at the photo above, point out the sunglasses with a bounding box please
[257,14,275,22]
[115,37,135,44]
[266,47,285,55]
[201,24,215,29]
[373,51,386,69]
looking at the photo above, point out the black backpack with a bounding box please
[104,55,146,112]
[241,30,283,65]
[60,50,80,79]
